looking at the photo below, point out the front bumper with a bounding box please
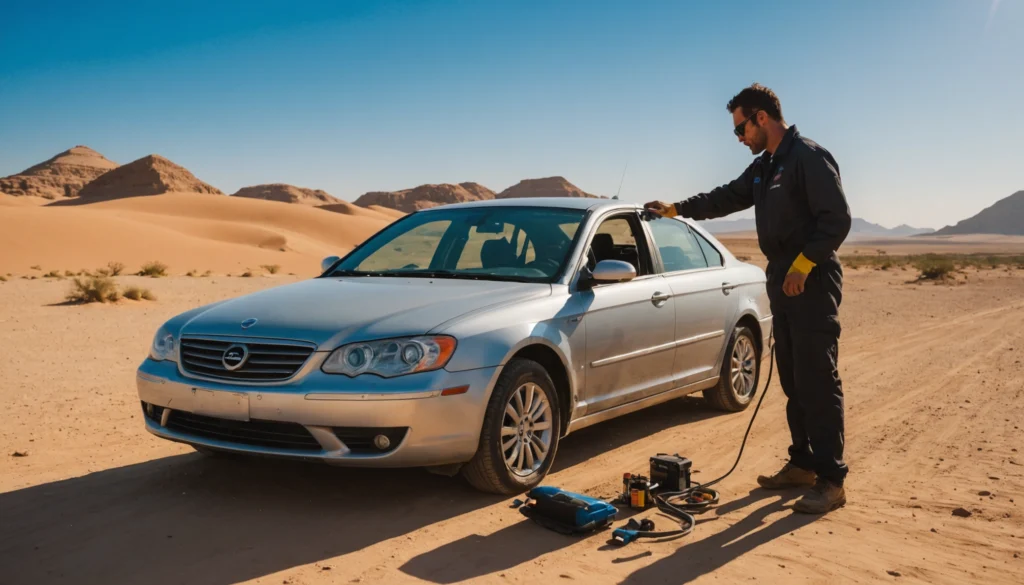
[136,356,501,467]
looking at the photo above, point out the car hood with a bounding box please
[179,276,551,348]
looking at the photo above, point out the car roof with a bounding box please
[418,196,639,213]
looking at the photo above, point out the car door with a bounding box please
[645,216,733,387]
[576,211,677,415]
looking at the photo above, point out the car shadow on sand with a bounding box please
[0,396,730,585]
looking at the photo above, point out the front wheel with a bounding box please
[703,325,761,412]
[461,359,562,494]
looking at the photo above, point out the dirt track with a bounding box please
[1,268,1022,584]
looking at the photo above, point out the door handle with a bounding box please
[721,282,737,295]
[651,291,671,307]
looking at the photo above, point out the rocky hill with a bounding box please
[233,183,338,205]
[0,146,119,199]
[929,191,1024,236]
[77,154,222,199]
[353,182,495,213]
[496,176,599,199]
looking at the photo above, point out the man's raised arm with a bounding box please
[645,160,756,220]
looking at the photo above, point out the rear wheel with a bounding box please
[461,358,562,494]
[703,325,760,412]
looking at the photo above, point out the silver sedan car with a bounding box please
[137,197,771,494]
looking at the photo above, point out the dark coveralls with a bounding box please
[674,125,852,486]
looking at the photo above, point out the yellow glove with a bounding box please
[643,201,677,218]
[788,253,816,275]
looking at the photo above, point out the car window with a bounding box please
[589,214,651,276]
[689,226,723,267]
[647,217,709,272]
[334,206,586,283]
[457,223,536,269]
[356,220,451,272]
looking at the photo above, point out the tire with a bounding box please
[703,325,761,412]
[461,358,562,495]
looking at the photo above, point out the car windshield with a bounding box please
[327,206,587,283]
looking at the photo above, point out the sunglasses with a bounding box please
[733,109,760,138]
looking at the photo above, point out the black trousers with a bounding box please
[767,262,848,486]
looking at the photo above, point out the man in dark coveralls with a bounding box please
[645,83,852,514]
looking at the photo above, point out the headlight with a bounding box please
[322,335,456,378]
[149,327,177,362]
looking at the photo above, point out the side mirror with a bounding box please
[321,255,341,273]
[591,260,636,284]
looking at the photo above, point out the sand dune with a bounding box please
[0,193,51,207]
[0,192,393,275]
[366,205,406,219]
[317,200,400,220]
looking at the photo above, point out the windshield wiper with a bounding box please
[385,270,540,283]
[328,269,540,283]
[327,269,389,277]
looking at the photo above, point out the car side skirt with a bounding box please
[564,375,719,435]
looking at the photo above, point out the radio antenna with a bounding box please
[614,160,629,199]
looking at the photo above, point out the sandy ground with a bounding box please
[1,254,1022,584]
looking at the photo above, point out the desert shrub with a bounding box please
[241,270,253,278]
[30,265,41,271]
[64,270,75,277]
[186,270,197,277]
[202,270,212,277]
[914,256,955,280]
[44,270,62,278]
[261,264,280,274]
[0,275,7,282]
[123,286,156,301]
[107,261,125,276]
[138,261,168,277]
[66,276,120,303]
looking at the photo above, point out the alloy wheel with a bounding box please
[500,382,553,476]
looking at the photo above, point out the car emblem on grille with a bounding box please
[222,344,249,371]
[241,318,258,329]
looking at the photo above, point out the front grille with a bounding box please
[165,410,323,452]
[332,427,408,454]
[179,337,315,382]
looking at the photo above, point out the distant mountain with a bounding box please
[78,154,222,199]
[699,216,933,237]
[353,182,496,213]
[929,190,1024,236]
[495,176,601,199]
[0,146,119,199]
[849,218,934,237]
[233,183,339,205]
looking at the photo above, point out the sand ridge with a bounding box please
[0,192,391,275]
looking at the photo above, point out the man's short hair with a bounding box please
[727,83,783,122]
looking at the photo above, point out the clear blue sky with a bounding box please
[1,0,1020,229]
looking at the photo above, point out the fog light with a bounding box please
[374,434,391,450]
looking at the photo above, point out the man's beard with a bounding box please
[748,130,767,154]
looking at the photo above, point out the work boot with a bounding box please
[756,462,816,490]
[793,479,847,514]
